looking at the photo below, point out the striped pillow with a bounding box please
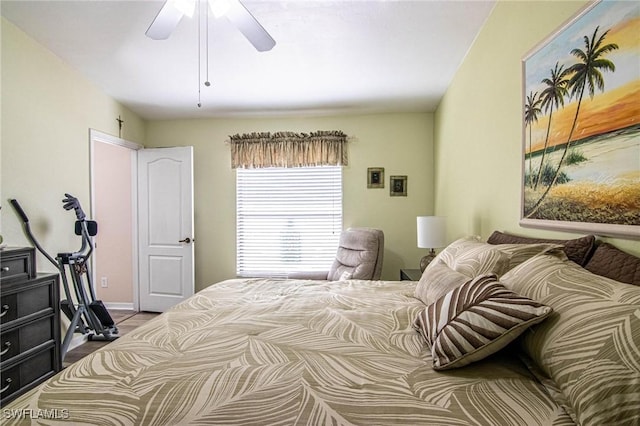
[414,274,552,370]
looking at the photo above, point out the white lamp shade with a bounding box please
[417,216,446,248]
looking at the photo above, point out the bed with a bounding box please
[3,232,639,425]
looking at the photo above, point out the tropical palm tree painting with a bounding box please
[521,0,639,237]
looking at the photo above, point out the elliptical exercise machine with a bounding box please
[10,194,118,361]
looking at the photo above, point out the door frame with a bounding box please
[89,129,143,311]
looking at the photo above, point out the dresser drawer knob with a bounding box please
[0,305,9,318]
[0,377,12,393]
[0,341,11,356]
[1,266,9,272]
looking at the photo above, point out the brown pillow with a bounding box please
[487,231,595,266]
[585,242,640,286]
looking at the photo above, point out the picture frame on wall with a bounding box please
[520,0,639,239]
[367,167,384,189]
[390,176,407,197]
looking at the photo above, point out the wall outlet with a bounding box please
[101,277,108,288]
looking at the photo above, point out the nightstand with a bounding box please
[400,269,422,281]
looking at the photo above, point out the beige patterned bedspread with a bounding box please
[4,279,573,425]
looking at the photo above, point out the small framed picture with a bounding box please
[367,167,384,188]
[390,175,407,196]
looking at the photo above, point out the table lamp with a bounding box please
[417,216,446,272]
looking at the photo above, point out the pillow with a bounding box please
[585,242,640,286]
[426,236,510,277]
[414,260,471,305]
[500,253,640,425]
[495,242,564,272]
[413,273,552,370]
[429,236,562,278]
[487,230,595,266]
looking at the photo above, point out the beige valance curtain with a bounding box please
[229,131,348,169]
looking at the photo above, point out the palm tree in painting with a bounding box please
[526,26,618,216]
[524,91,542,186]
[533,62,570,190]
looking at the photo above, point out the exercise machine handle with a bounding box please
[63,193,86,221]
[9,199,29,224]
[61,194,93,260]
[9,198,59,268]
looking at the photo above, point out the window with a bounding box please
[236,166,342,277]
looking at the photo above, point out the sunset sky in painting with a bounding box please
[524,1,639,154]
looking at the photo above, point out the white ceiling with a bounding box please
[1,0,495,120]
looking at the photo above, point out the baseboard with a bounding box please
[103,302,135,311]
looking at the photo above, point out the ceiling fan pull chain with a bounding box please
[197,0,202,108]
[205,3,211,87]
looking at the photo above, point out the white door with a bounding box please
[138,147,194,312]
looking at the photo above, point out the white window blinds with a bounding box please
[236,166,342,277]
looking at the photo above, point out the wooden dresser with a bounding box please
[0,247,61,405]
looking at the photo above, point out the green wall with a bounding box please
[146,113,434,289]
[1,18,146,269]
[4,0,637,294]
[1,15,434,292]
[434,0,638,257]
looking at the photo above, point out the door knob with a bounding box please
[179,238,192,244]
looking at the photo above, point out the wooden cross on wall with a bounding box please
[116,115,124,138]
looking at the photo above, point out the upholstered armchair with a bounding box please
[288,227,384,280]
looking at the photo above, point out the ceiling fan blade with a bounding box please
[225,0,276,52]
[146,0,185,40]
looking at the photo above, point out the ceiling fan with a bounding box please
[146,0,276,52]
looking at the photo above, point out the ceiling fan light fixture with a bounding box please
[209,0,231,18]
[146,0,275,50]
[172,0,196,18]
